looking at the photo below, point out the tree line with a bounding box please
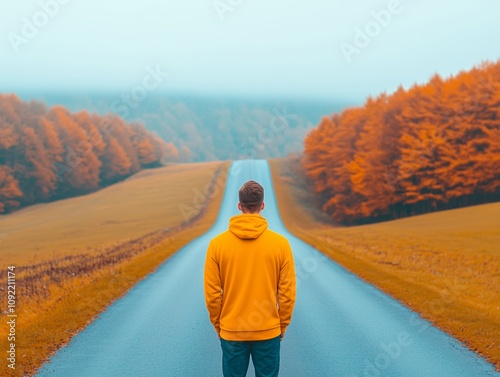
[21,93,342,162]
[302,61,500,224]
[0,94,177,213]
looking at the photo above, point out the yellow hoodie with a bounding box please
[204,214,296,341]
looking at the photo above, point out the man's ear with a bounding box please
[261,202,265,211]
[237,202,242,211]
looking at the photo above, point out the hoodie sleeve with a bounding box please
[204,240,222,334]
[277,240,296,334]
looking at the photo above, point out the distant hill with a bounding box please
[13,92,348,162]
[0,94,177,213]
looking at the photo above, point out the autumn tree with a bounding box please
[303,60,500,224]
[0,94,177,213]
[0,166,22,212]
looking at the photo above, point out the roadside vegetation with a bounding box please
[270,156,500,370]
[0,161,229,376]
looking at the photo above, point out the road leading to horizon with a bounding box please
[37,160,498,377]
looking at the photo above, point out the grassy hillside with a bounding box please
[0,162,225,265]
[269,157,500,370]
[0,161,229,376]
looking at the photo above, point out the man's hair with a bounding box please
[239,180,264,213]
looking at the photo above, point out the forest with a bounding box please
[15,93,341,162]
[302,61,500,224]
[0,92,339,213]
[0,94,177,213]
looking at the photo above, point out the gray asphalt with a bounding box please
[37,160,499,377]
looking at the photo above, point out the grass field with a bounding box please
[0,161,230,376]
[0,162,227,265]
[269,156,500,370]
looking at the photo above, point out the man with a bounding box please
[204,180,296,377]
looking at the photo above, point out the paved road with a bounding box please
[37,160,499,377]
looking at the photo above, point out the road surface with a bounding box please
[37,160,499,377]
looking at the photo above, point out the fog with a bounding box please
[1,0,499,102]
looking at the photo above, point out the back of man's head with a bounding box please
[239,180,264,213]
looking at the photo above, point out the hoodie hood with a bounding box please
[229,214,268,240]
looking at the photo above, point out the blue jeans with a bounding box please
[220,336,281,377]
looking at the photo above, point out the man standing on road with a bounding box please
[204,180,296,377]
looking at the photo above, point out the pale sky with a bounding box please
[0,0,499,102]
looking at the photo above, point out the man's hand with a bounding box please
[218,332,221,339]
[280,333,285,341]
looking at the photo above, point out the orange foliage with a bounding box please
[0,94,178,213]
[303,61,500,223]
[0,166,22,212]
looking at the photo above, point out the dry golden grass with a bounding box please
[0,161,230,376]
[269,156,500,370]
[0,162,225,265]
